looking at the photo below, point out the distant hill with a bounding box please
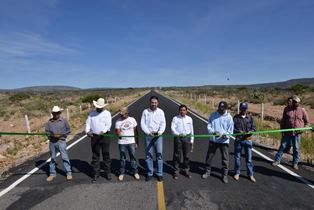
[202,78,314,89]
[0,86,81,92]
[247,78,314,88]
[1,78,313,91]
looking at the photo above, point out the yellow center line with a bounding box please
[157,181,166,210]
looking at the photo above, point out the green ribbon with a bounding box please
[0,127,312,139]
[0,132,48,136]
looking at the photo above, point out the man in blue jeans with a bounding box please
[233,102,257,183]
[45,106,72,182]
[272,95,310,170]
[115,107,140,181]
[141,96,166,182]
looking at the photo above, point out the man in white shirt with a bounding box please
[115,107,140,181]
[85,98,112,182]
[171,104,194,180]
[141,95,166,182]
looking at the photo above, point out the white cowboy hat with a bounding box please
[93,98,107,108]
[51,106,63,113]
[292,95,301,103]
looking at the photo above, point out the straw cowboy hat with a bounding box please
[51,106,63,113]
[93,98,108,108]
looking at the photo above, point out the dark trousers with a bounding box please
[91,134,111,176]
[173,137,191,172]
[205,141,229,176]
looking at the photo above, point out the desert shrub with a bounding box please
[289,84,308,95]
[82,95,100,104]
[9,92,31,103]
[304,98,314,109]
[0,110,6,117]
[273,97,288,106]
[246,90,265,104]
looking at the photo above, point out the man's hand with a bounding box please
[221,134,228,139]
[212,132,219,136]
[87,131,93,137]
[135,143,139,149]
[150,132,159,137]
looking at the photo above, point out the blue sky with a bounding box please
[0,0,313,89]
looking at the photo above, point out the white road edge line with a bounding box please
[163,93,314,190]
[0,92,149,198]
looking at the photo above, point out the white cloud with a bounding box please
[0,32,78,59]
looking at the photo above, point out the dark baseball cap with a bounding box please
[239,102,248,110]
[218,101,228,109]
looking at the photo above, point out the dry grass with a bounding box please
[0,89,147,175]
[163,89,314,165]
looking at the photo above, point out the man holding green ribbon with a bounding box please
[141,95,166,182]
[171,104,194,179]
[85,98,112,182]
[233,102,256,183]
[272,95,310,170]
[45,106,72,182]
[202,101,234,184]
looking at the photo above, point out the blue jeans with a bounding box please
[275,134,301,165]
[234,140,253,176]
[119,143,138,175]
[145,136,163,177]
[49,141,71,176]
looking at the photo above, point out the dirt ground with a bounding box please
[248,103,314,124]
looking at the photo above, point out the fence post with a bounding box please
[24,114,31,133]
[237,100,240,114]
[204,95,207,104]
[261,103,264,121]
[80,105,82,114]
[66,108,70,121]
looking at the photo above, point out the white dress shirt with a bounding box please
[141,107,166,135]
[171,115,194,143]
[85,109,112,134]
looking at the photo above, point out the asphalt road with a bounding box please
[0,91,313,210]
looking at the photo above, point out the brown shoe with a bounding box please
[293,164,299,170]
[46,176,55,182]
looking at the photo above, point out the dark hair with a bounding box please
[150,96,159,101]
[179,104,188,111]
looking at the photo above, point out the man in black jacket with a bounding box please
[233,102,257,183]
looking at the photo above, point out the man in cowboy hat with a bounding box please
[85,98,112,182]
[272,95,310,170]
[45,106,72,182]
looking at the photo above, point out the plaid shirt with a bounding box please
[280,106,309,132]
